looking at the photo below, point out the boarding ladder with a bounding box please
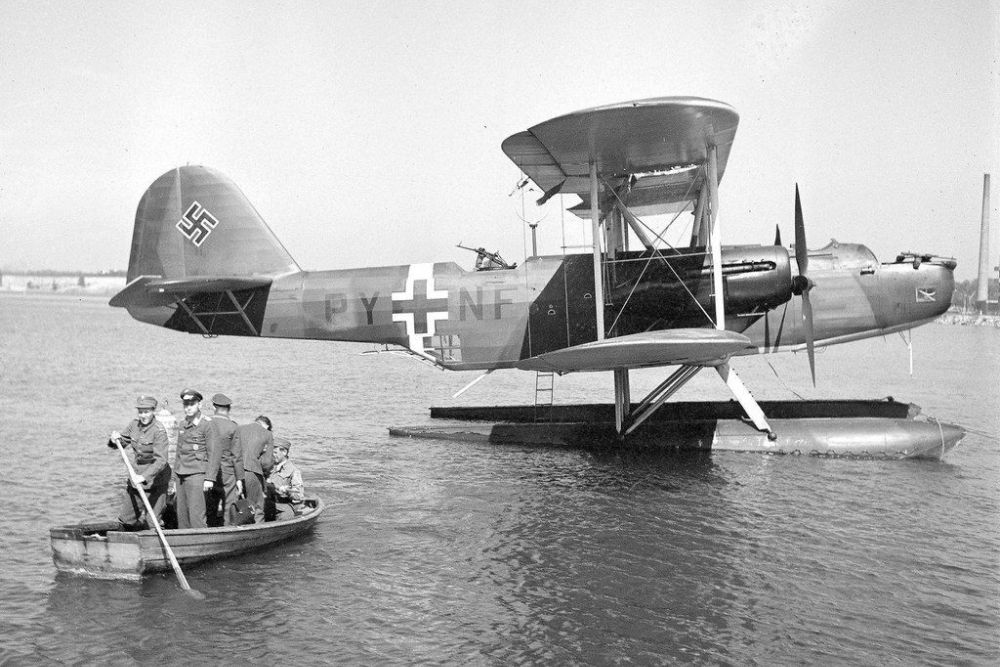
[533,371,555,421]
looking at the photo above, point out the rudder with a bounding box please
[127,166,299,281]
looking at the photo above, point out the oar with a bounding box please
[113,438,204,599]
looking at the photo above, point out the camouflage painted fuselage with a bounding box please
[141,244,788,369]
[132,241,954,371]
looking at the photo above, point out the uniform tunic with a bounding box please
[173,414,216,529]
[209,415,243,525]
[233,422,274,523]
[266,459,304,521]
[108,418,170,528]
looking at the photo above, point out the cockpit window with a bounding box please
[827,243,877,268]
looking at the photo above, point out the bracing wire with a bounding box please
[602,170,715,330]
[764,357,807,400]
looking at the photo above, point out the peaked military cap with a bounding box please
[273,437,292,452]
[180,389,203,402]
[211,393,232,407]
[135,395,157,409]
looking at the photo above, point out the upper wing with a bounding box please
[515,329,756,373]
[501,97,739,216]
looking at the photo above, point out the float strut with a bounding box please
[716,362,776,440]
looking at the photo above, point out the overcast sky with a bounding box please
[1,1,997,279]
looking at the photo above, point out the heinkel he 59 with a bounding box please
[111,97,964,458]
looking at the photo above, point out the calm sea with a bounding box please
[0,292,997,665]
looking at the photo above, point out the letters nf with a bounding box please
[176,201,220,247]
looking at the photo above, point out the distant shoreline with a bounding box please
[938,312,1000,328]
[0,272,125,297]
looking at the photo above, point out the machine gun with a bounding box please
[456,244,517,271]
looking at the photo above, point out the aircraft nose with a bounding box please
[926,263,956,314]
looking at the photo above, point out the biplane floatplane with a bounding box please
[111,97,965,457]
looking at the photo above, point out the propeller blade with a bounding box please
[794,183,816,385]
[774,224,782,246]
[802,288,816,386]
[794,184,808,276]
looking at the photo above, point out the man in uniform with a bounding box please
[233,415,274,523]
[206,393,243,525]
[107,395,171,529]
[172,389,217,529]
[265,437,304,521]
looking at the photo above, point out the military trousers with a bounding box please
[175,472,207,529]
[244,472,266,523]
[266,495,301,522]
[221,469,242,526]
[117,466,170,529]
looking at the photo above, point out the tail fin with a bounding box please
[127,166,299,281]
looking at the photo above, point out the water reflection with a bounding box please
[367,440,749,663]
[40,529,331,664]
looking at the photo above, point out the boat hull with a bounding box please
[50,498,324,580]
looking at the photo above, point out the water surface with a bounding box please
[0,293,997,664]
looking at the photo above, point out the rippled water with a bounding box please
[1,293,997,664]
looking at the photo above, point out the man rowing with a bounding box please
[107,395,170,529]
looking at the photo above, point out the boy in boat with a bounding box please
[107,395,171,529]
[233,415,274,523]
[265,437,304,521]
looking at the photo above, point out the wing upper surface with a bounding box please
[515,328,756,373]
[501,96,739,215]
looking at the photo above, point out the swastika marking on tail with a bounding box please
[176,201,219,247]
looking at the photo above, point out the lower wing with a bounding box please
[515,329,756,372]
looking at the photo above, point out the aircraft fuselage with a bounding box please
[145,244,787,368]
[138,240,954,371]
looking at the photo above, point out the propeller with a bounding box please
[790,184,817,385]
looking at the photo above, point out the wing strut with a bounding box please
[706,141,725,330]
[689,188,708,248]
[590,161,605,340]
[705,138,773,437]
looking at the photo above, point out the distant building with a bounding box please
[0,272,125,295]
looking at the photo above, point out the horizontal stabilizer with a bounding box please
[516,329,756,373]
[110,275,272,308]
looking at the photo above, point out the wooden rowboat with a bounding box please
[50,498,324,580]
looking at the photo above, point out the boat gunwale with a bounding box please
[49,497,325,543]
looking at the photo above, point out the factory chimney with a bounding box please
[976,173,992,313]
